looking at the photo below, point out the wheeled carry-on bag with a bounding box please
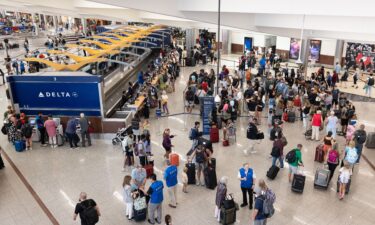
[204,166,217,189]
[220,207,236,225]
[266,165,280,180]
[292,173,305,193]
[314,168,331,189]
[169,153,180,166]
[314,144,324,163]
[133,196,147,222]
[365,132,375,148]
[210,127,219,143]
[14,140,26,152]
[186,162,196,184]
[288,111,296,122]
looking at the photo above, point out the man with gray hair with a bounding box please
[74,192,101,225]
[79,113,91,147]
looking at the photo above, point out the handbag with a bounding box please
[223,194,235,209]
[256,132,264,140]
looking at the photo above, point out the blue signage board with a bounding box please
[7,75,102,116]
[202,96,215,135]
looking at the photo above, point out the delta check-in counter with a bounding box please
[6,72,131,133]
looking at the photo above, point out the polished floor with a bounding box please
[1,61,375,225]
[1,40,375,224]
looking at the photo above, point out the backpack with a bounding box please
[270,146,280,157]
[368,77,374,86]
[260,189,276,218]
[327,150,339,164]
[186,91,194,101]
[345,147,358,164]
[346,109,354,119]
[285,150,296,164]
[81,201,99,225]
[355,130,366,145]
[163,74,168,83]
[1,125,7,135]
[22,124,33,138]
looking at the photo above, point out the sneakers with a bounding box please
[240,203,248,207]
[122,168,126,172]
[42,144,48,147]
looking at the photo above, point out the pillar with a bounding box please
[32,13,38,36]
[335,39,344,66]
[185,28,199,58]
[81,18,87,33]
[53,15,57,31]
[220,29,230,55]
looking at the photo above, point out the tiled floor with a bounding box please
[1,44,375,224]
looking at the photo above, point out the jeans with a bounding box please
[365,85,372,97]
[167,185,177,206]
[125,202,133,219]
[302,113,308,131]
[148,202,162,223]
[241,187,253,207]
[66,133,78,148]
[355,144,363,163]
[81,131,91,147]
[272,156,284,168]
[254,219,267,225]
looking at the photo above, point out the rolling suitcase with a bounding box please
[336,176,351,194]
[133,196,147,222]
[223,139,229,147]
[291,174,305,193]
[365,132,375,148]
[186,162,196,185]
[210,127,219,143]
[57,134,65,146]
[314,144,324,163]
[288,111,296,122]
[220,207,236,225]
[14,140,26,152]
[169,153,180,166]
[144,156,154,178]
[209,158,216,169]
[204,167,217,189]
[314,168,331,189]
[266,165,280,180]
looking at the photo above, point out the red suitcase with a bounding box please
[314,144,324,163]
[169,153,180,166]
[210,127,219,143]
[223,139,229,147]
[144,164,154,178]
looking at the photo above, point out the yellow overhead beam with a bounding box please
[24,58,66,71]
[92,35,120,44]
[79,40,112,50]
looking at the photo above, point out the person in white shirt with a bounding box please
[181,47,187,67]
[122,175,134,220]
[338,163,352,200]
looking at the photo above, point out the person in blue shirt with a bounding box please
[66,117,79,149]
[164,160,178,208]
[238,163,256,209]
[189,121,202,149]
[147,174,164,224]
[252,181,270,225]
[138,71,144,86]
[35,112,47,147]
[19,61,25,74]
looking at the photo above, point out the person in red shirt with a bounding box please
[311,110,323,141]
[201,80,208,93]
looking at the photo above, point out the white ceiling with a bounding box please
[2,0,375,42]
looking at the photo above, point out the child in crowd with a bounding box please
[338,162,352,200]
[181,167,188,193]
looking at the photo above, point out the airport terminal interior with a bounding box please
[1,0,375,225]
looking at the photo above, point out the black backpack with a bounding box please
[368,77,374,86]
[22,124,33,138]
[81,200,99,224]
[356,130,366,145]
[270,146,281,157]
[186,90,194,101]
[163,74,168,83]
[285,150,296,164]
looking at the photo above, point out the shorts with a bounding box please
[289,165,298,174]
[341,119,348,126]
[185,100,193,107]
[196,162,205,171]
[133,129,140,136]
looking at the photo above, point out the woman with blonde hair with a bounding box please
[122,175,134,220]
[161,90,169,115]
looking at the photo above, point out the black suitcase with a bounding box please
[0,153,4,169]
[220,207,236,225]
[186,162,196,185]
[336,176,351,194]
[209,158,216,169]
[365,132,375,148]
[266,165,279,180]
[287,111,296,122]
[291,174,305,193]
[6,89,10,100]
[198,137,212,151]
[204,167,217,189]
[133,208,147,222]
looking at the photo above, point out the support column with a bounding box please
[300,38,309,66]
[185,28,198,58]
[53,15,57,32]
[335,39,344,66]
[220,29,230,55]
[81,18,87,34]
[32,13,38,36]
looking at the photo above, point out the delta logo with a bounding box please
[38,92,79,98]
